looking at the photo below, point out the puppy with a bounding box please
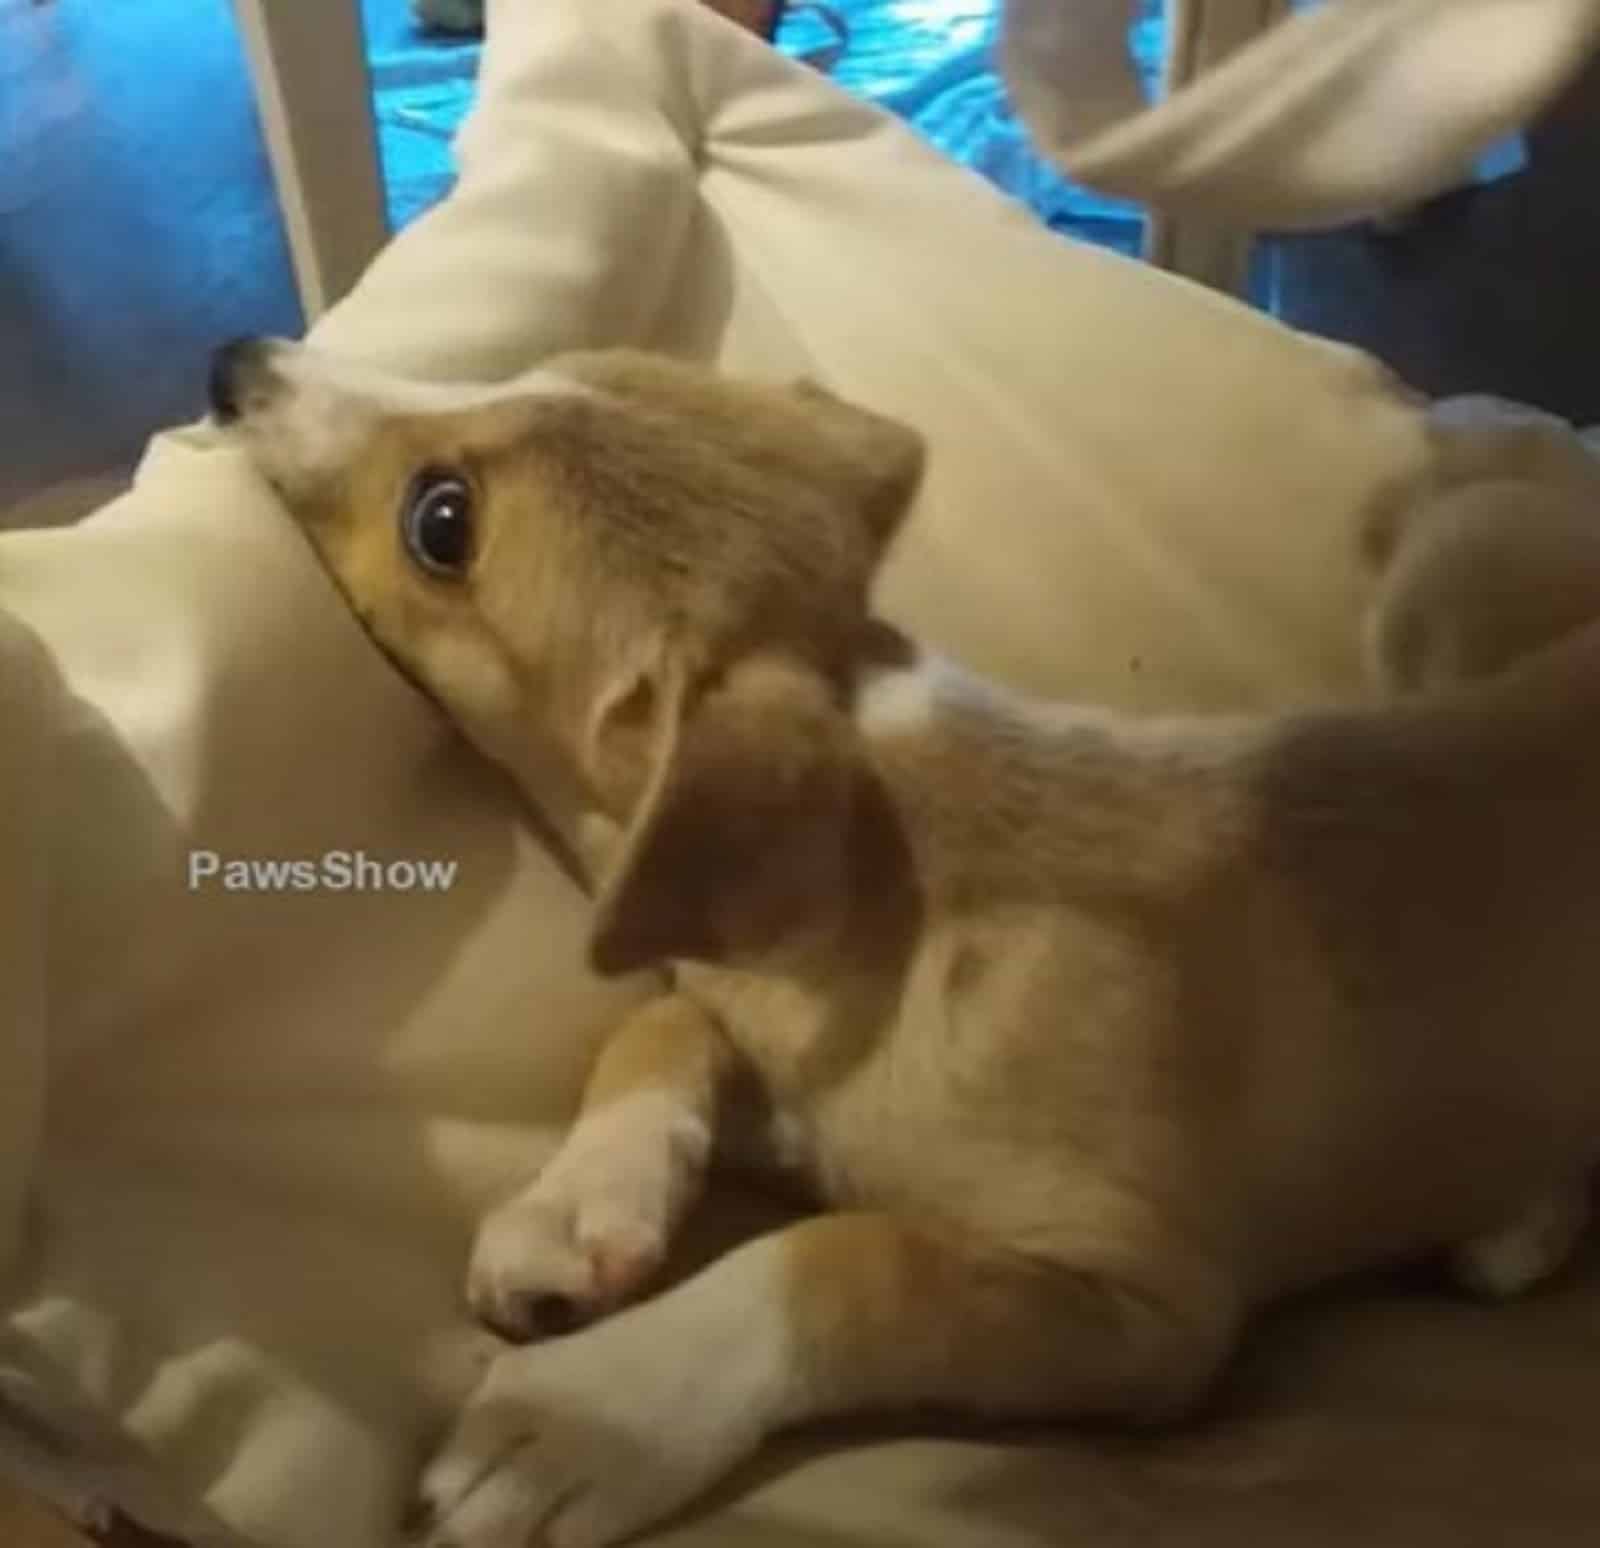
[211,340,1600,1548]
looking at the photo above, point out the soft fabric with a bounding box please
[0,461,646,1547]
[1002,0,1600,227]
[2,2,1595,1546]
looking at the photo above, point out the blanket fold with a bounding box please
[1002,0,1600,228]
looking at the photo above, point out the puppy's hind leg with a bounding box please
[1450,1182,1591,1300]
[417,1215,1243,1548]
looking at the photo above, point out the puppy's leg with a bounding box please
[1370,489,1599,1299]
[420,1214,1237,1548]
[1367,482,1600,694]
[1450,1182,1591,1300]
[467,992,735,1342]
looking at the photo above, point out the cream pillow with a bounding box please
[0,2,1542,1546]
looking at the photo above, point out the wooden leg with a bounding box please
[230,0,390,322]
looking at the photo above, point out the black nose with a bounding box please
[208,336,268,425]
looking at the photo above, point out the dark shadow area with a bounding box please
[1271,51,1600,425]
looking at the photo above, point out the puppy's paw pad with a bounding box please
[467,1197,595,1341]
[467,1194,664,1343]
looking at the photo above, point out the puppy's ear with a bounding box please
[546,351,927,557]
[588,655,856,976]
[790,379,927,550]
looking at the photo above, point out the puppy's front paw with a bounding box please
[467,1187,665,1345]
[412,1293,775,1548]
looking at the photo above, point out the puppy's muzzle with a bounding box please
[208,336,281,425]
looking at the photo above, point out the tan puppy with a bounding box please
[210,340,1599,1548]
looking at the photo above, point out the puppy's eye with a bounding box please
[403,470,475,579]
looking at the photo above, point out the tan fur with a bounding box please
[216,341,1600,1548]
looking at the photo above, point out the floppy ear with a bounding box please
[588,655,857,976]
[790,379,927,550]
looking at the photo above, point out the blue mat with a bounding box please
[775,0,1154,253]
[368,43,479,232]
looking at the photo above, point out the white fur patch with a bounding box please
[236,339,584,490]
[550,1089,714,1200]
[1452,1187,1589,1299]
[274,344,578,416]
[427,1234,793,1548]
[256,379,369,477]
[855,654,938,738]
[467,1088,715,1341]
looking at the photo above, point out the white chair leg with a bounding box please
[1147,0,1289,295]
[231,0,390,321]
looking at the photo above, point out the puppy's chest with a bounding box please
[745,1059,963,1214]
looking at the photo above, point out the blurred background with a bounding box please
[2,0,1597,516]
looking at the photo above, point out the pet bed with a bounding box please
[3,2,1599,1545]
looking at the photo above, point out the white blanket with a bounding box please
[3,3,1596,1545]
[1003,0,1600,227]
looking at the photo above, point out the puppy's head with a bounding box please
[212,340,925,973]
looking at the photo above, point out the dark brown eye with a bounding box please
[402,470,474,578]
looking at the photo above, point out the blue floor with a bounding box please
[0,0,301,506]
[360,0,480,231]
[784,0,1153,252]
